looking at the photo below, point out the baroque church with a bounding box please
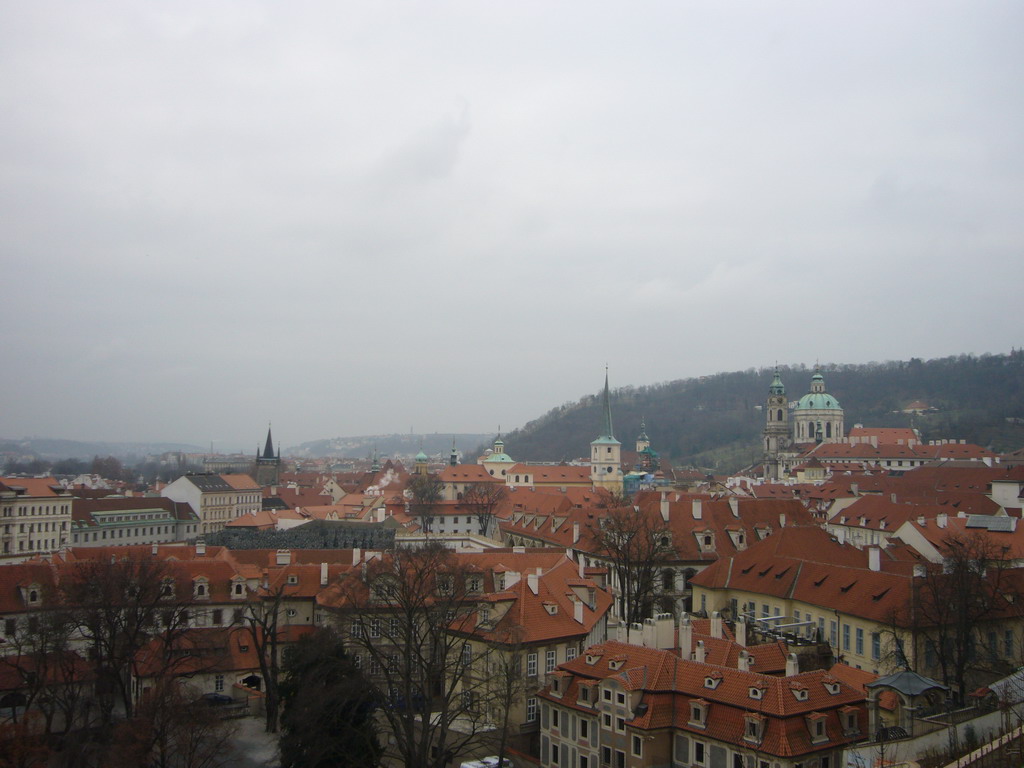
[763,368,845,480]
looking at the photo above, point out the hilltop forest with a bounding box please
[497,352,1024,474]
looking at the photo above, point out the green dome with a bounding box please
[794,393,841,410]
[415,450,429,462]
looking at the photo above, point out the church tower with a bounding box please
[254,425,281,486]
[763,369,790,481]
[792,368,844,444]
[590,369,623,493]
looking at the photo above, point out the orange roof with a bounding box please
[220,474,259,490]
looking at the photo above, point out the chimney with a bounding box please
[151,543,158,555]
[711,611,723,639]
[891,493,897,504]
[574,600,584,624]
[786,652,799,677]
[527,573,539,594]
[916,515,926,527]
[506,571,521,589]
[850,482,859,496]
[779,513,786,528]
[195,539,206,556]
[656,613,674,650]
[578,558,584,578]
[738,649,751,672]
[692,499,703,520]
[735,615,747,647]
[913,564,926,578]
[868,547,881,572]
[276,549,291,566]
[352,547,362,566]
[729,497,739,518]
[573,522,580,544]
[642,617,656,648]
[836,527,846,545]
[320,562,328,586]
[695,640,706,663]
[937,512,947,529]
[660,492,670,522]
[679,614,693,658]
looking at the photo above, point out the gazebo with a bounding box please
[866,670,949,738]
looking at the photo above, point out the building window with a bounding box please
[214,674,224,692]
[370,618,381,639]
[632,736,642,757]
[527,652,537,677]
[694,741,706,765]
[871,632,881,660]
[566,646,577,661]
[843,624,850,651]
[615,750,625,768]
[526,697,537,722]
[546,649,556,673]
[856,628,864,656]
[601,746,611,766]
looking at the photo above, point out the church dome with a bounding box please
[415,449,429,462]
[794,392,841,410]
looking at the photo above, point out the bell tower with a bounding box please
[590,368,623,493]
[763,369,790,481]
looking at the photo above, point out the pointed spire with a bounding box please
[600,366,615,439]
[263,424,274,459]
[638,416,649,442]
[769,367,786,396]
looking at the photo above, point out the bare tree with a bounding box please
[60,556,192,731]
[408,475,444,534]
[587,505,675,625]
[240,582,286,733]
[483,625,527,768]
[461,482,507,538]
[331,544,495,768]
[912,532,1016,705]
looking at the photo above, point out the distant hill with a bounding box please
[496,352,1024,474]
[290,433,494,461]
[0,437,203,463]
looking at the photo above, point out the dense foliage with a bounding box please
[279,628,381,768]
[496,352,1024,473]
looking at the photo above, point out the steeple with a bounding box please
[599,366,615,440]
[449,437,458,467]
[262,425,275,459]
[769,368,786,396]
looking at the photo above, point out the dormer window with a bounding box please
[579,686,590,703]
[466,576,483,593]
[791,685,809,702]
[232,582,245,598]
[823,679,841,695]
[806,713,828,743]
[586,653,602,665]
[287,575,298,585]
[703,675,722,690]
[160,578,174,598]
[748,686,764,700]
[743,713,766,743]
[26,587,40,605]
[543,603,558,616]
[193,578,209,599]
[840,706,860,736]
[608,657,625,671]
[689,700,708,728]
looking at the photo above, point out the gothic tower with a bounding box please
[254,425,281,486]
[591,369,623,493]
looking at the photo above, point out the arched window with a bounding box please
[777,409,783,422]
[826,422,832,438]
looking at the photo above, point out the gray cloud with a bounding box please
[1,1,1022,448]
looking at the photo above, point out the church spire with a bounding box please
[600,366,615,440]
[262,424,274,459]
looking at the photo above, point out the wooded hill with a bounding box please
[497,352,1024,474]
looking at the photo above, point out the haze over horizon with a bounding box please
[2,2,1021,449]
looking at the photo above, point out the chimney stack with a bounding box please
[786,652,799,677]
[729,497,739,518]
[695,640,706,663]
[679,614,693,658]
[735,615,747,647]
[937,512,947,529]
[660,491,670,522]
[574,599,584,624]
[573,522,580,544]
[711,611,723,639]
[738,649,751,672]
[692,499,703,520]
[868,547,881,572]
[195,539,206,556]
[779,513,787,528]
[352,547,362,566]
[527,573,539,594]
[320,562,328,586]
[276,549,291,566]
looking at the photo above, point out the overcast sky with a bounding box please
[1,1,1021,451]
